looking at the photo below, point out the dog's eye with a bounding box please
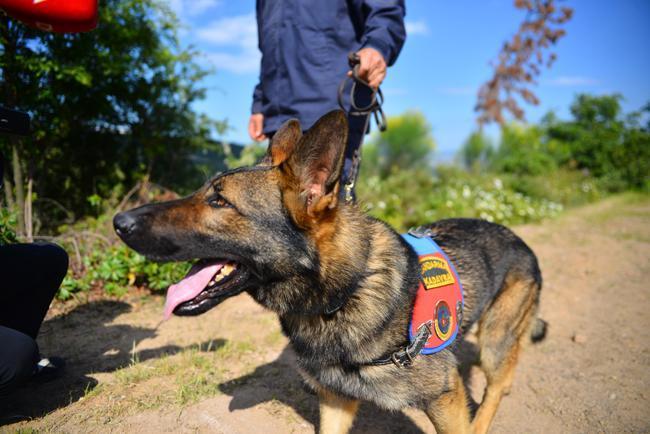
[208,195,231,208]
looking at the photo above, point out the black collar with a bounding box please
[359,321,433,368]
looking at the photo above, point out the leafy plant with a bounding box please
[543,94,650,191]
[225,142,267,169]
[459,131,495,170]
[357,166,565,231]
[0,208,18,245]
[0,0,228,235]
[54,192,191,300]
[59,243,190,300]
[362,111,436,179]
[491,123,557,175]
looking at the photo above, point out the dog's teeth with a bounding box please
[208,264,235,286]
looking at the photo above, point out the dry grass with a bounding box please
[62,338,259,425]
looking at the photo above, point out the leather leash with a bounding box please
[337,52,387,203]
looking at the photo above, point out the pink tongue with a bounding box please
[163,261,225,320]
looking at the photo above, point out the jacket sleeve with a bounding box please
[252,82,263,114]
[252,0,264,114]
[359,0,406,66]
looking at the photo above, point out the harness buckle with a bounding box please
[390,321,433,368]
[391,351,413,368]
[408,226,434,239]
[344,181,355,204]
[456,301,464,329]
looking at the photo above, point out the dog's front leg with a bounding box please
[318,388,360,434]
[425,369,472,434]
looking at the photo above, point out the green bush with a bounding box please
[225,142,267,169]
[490,123,557,176]
[58,244,190,300]
[362,111,436,179]
[501,169,603,207]
[459,131,494,170]
[55,212,190,300]
[357,166,564,231]
[0,208,18,245]
[459,94,649,192]
[613,127,650,191]
[543,94,650,191]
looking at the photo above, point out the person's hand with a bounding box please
[350,47,387,89]
[248,113,267,142]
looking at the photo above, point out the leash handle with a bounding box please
[338,52,388,203]
[348,52,361,76]
[337,52,387,132]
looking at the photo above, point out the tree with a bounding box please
[0,0,226,235]
[475,0,573,126]
[362,111,436,179]
[491,123,556,175]
[543,94,650,190]
[459,131,494,170]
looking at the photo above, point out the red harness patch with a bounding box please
[403,232,464,354]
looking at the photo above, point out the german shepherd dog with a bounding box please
[114,111,545,434]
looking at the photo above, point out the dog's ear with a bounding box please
[264,119,302,166]
[282,110,348,223]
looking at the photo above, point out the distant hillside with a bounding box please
[188,140,246,174]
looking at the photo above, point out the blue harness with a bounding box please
[402,228,464,355]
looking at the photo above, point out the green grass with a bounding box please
[616,191,650,205]
[82,337,258,418]
[83,382,105,399]
[583,192,650,225]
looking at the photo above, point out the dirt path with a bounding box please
[2,194,649,433]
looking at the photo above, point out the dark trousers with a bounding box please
[0,243,68,396]
[340,112,369,201]
[339,81,374,201]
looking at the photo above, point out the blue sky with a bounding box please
[167,0,650,157]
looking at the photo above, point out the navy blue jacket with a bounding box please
[253,0,406,134]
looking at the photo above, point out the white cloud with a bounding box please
[196,13,259,74]
[204,51,260,74]
[546,76,600,87]
[196,13,257,48]
[437,86,475,96]
[406,20,429,36]
[166,0,222,18]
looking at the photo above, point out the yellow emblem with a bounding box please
[434,301,454,340]
[419,255,455,290]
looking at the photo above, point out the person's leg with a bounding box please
[0,325,39,397]
[0,243,68,339]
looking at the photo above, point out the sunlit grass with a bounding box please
[78,337,257,420]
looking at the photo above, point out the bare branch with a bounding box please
[476,0,573,127]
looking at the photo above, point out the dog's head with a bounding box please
[114,110,349,318]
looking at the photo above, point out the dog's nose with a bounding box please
[113,212,137,236]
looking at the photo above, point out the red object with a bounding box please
[0,0,98,33]
[402,232,464,354]
[409,251,464,353]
